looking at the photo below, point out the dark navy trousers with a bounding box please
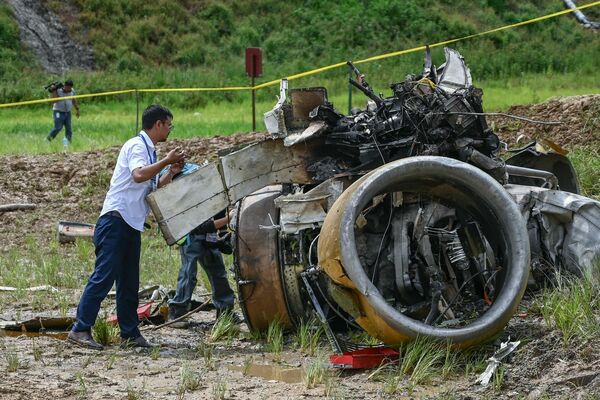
[47,110,73,141]
[72,213,141,339]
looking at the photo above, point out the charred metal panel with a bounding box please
[283,120,328,147]
[275,194,328,234]
[147,162,228,245]
[264,79,289,136]
[505,185,600,277]
[506,144,580,194]
[149,139,318,244]
[274,178,345,234]
[220,139,317,202]
[437,48,473,94]
[288,87,328,130]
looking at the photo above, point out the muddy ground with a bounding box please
[0,95,599,399]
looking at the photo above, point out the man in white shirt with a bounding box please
[68,104,185,350]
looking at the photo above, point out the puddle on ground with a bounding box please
[0,329,68,340]
[229,363,304,383]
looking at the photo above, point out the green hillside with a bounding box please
[1,0,599,106]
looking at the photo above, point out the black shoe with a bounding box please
[67,330,104,350]
[46,135,52,142]
[168,305,187,321]
[120,335,152,349]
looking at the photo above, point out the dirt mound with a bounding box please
[489,94,600,149]
[0,132,265,252]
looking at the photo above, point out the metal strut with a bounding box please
[300,270,343,354]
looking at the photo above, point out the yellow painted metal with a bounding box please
[317,174,411,346]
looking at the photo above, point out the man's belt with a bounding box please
[106,210,122,219]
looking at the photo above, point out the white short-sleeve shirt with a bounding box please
[100,130,156,231]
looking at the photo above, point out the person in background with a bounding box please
[68,104,185,350]
[165,163,240,327]
[47,79,80,143]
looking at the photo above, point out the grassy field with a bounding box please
[0,72,597,155]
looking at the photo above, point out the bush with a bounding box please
[116,52,143,73]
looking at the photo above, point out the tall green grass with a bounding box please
[295,316,324,356]
[368,337,488,395]
[0,72,597,155]
[533,265,600,346]
[266,318,285,360]
[209,310,241,342]
[570,146,600,199]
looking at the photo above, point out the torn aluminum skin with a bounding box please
[264,78,289,137]
[506,185,600,277]
[476,339,521,386]
[436,47,473,94]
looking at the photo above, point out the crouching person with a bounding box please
[164,164,240,326]
[68,104,184,350]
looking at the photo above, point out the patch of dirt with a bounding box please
[489,94,600,149]
[0,132,266,253]
[444,298,600,399]
[1,97,599,399]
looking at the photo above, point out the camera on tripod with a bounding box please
[44,81,64,92]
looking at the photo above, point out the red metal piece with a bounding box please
[107,301,153,325]
[329,347,400,369]
[245,47,262,77]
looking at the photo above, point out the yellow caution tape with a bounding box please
[139,86,251,93]
[253,61,348,90]
[0,89,136,108]
[0,1,598,108]
[0,87,254,108]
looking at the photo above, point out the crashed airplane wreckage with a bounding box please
[148,48,600,348]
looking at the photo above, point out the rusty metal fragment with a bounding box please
[235,186,294,331]
[57,221,95,243]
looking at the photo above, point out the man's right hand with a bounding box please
[165,147,185,165]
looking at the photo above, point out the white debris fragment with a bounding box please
[476,339,521,386]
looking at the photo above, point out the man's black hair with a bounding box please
[142,104,173,130]
[65,79,74,86]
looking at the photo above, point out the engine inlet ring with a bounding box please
[319,156,530,347]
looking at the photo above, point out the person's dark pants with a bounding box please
[72,213,142,339]
[169,233,235,316]
[47,110,72,141]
